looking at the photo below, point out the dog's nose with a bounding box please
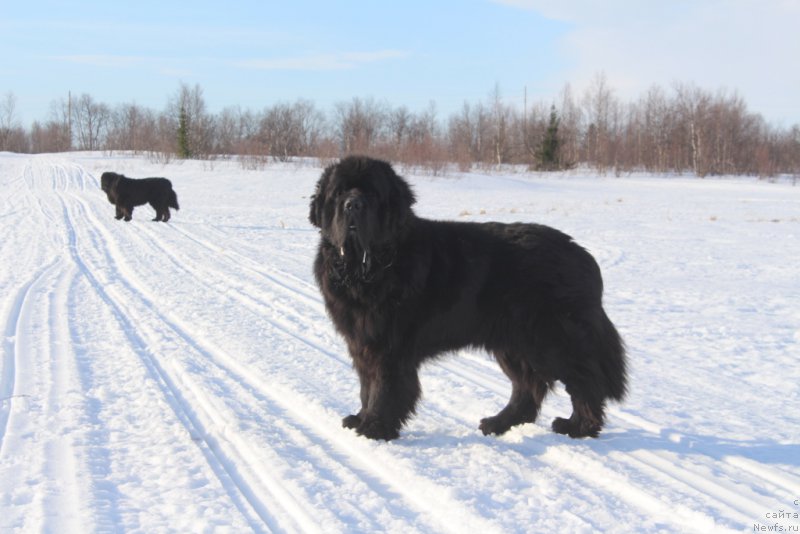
[344,196,364,213]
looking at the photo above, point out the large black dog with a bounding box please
[310,156,627,441]
[100,172,180,222]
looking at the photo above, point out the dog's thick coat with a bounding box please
[101,172,179,222]
[310,156,627,440]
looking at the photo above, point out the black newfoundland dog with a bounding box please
[310,156,627,441]
[100,172,180,222]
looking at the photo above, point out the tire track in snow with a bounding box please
[39,264,92,533]
[168,222,324,310]
[85,183,776,532]
[131,211,727,533]
[70,158,790,532]
[69,170,504,533]
[42,161,535,532]
[437,354,780,531]
[0,256,91,532]
[0,260,59,456]
[137,223,346,365]
[103,194,737,532]
[610,409,800,509]
[60,270,127,531]
[0,159,67,457]
[56,179,284,532]
[422,362,725,531]
[63,181,424,532]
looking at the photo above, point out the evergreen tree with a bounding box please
[177,106,191,159]
[537,105,561,170]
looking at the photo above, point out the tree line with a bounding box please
[2,74,799,177]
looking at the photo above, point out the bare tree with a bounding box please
[489,84,513,165]
[388,106,411,149]
[29,98,72,153]
[399,101,447,172]
[293,99,327,156]
[106,102,158,154]
[215,106,256,156]
[582,72,618,171]
[333,97,387,155]
[0,92,19,150]
[557,83,582,169]
[4,76,800,176]
[257,99,326,161]
[674,82,712,176]
[71,93,110,151]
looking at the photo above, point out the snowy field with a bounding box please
[0,151,798,533]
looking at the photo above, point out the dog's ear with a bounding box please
[374,159,416,210]
[308,194,321,227]
[309,166,332,228]
[391,171,416,209]
[381,162,416,212]
[382,165,416,238]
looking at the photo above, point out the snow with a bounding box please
[1,151,798,533]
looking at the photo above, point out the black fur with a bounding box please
[310,156,627,441]
[100,172,180,222]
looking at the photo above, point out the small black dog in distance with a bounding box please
[101,172,179,222]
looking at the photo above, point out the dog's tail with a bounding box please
[169,189,180,210]
[595,308,628,401]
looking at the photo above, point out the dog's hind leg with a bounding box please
[150,201,164,221]
[552,377,606,438]
[480,351,552,436]
[552,309,626,438]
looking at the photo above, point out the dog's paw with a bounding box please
[342,414,361,429]
[356,418,400,441]
[478,416,511,436]
[551,417,600,438]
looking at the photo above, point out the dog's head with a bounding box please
[100,172,123,203]
[100,172,121,194]
[309,156,415,261]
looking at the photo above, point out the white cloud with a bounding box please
[494,0,800,123]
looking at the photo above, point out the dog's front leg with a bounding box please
[342,365,372,430]
[355,360,420,441]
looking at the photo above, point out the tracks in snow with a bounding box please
[0,263,88,532]
[76,163,789,532]
[0,261,59,454]
[58,169,501,532]
[89,192,775,532]
[2,156,794,532]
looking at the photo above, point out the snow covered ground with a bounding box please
[0,151,798,533]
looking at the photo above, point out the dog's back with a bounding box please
[116,176,172,205]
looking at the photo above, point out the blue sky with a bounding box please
[2,0,799,125]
